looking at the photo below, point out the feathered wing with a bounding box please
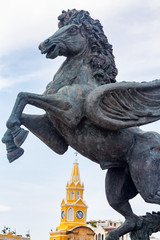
[85,79,160,130]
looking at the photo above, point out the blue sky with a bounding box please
[0,0,160,239]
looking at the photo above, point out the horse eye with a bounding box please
[69,26,78,33]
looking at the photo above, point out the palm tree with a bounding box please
[11,231,16,235]
[1,226,7,235]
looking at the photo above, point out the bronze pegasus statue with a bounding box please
[2,9,160,240]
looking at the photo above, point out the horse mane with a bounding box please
[58,9,118,84]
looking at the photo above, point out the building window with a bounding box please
[67,192,69,200]
[96,235,97,240]
[77,191,80,199]
[71,191,75,199]
[102,235,104,240]
[67,207,74,221]
[98,233,101,240]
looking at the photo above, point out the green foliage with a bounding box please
[89,222,97,228]
[26,233,30,238]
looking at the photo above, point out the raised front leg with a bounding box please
[5,91,71,144]
[6,92,30,147]
[3,91,70,162]
[3,113,68,162]
[21,113,68,154]
[6,90,75,132]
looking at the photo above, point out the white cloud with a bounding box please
[0,60,62,91]
[0,73,38,91]
[0,204,11,212]
[148,0,160,8]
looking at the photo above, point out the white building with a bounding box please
[87,220,130,240]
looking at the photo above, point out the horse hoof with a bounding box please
[12,127,29,147]
[2,130,24,162]
[7,147,24,163]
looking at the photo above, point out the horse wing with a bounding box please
[85,79,160,130]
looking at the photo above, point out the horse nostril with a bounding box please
[44,39,50,45]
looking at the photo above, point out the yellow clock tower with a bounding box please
[50,157,95,240]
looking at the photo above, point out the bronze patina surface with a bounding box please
[2,9,160,240]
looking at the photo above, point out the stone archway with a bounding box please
[67,226,95,240]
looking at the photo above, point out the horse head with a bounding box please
[39,9,118,85]
[39,23,88,59]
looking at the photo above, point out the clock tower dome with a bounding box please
[57,157,87,231]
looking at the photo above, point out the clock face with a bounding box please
[76,210,84,220]
[61,210,65,219]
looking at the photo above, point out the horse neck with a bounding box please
[49,51,93,93]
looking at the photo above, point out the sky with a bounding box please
[0,0,160,239]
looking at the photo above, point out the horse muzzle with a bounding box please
[38,39,58,58]
[39,39,67,59]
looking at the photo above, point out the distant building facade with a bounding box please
[0,232,30,240]
[87,220,130,240]
[150,236,160,240]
